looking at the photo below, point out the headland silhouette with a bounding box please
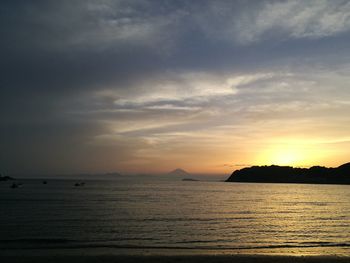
[226,162,350,184]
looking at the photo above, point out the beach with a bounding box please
[1,254,350,263]
[1,246,350,263]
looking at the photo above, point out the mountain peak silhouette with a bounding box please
[167,168,191,176]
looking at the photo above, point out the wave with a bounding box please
[1,238,350,251]
[0,238,71,244]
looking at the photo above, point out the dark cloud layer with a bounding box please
[1,0,350,175]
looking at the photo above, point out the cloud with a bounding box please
[1,1,350,174]
[65,66,350,147]
[196,0,350,44]
[0,0,187,52]
[110,72,240,106]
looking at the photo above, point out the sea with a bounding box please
[1,176,350,256]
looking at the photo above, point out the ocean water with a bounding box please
[1,177,350,256]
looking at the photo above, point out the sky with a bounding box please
[1,0,350,176]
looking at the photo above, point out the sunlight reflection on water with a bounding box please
[0,178,350,256]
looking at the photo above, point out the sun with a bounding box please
[254,137,337,168]
[256,145,307,167]
[269,149,302,166]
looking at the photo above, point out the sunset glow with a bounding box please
[254,137,338,168]
[1,0,350,175]
[2,2,350,261]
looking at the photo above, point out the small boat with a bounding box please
[10,183,19,188]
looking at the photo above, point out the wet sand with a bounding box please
[1,254,350,263]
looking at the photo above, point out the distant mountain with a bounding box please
[226,163,350,185]
[87,172,122,180]
[50,172,123,180]
[167,168,191,176]
[102,172,122,177]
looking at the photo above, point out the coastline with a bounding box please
[1,247,350,261]
[1,254,350,263]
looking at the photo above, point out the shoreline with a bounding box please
[1,254,350,263]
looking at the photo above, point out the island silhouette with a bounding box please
[0,174,13,181]
[226,162,350,184]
